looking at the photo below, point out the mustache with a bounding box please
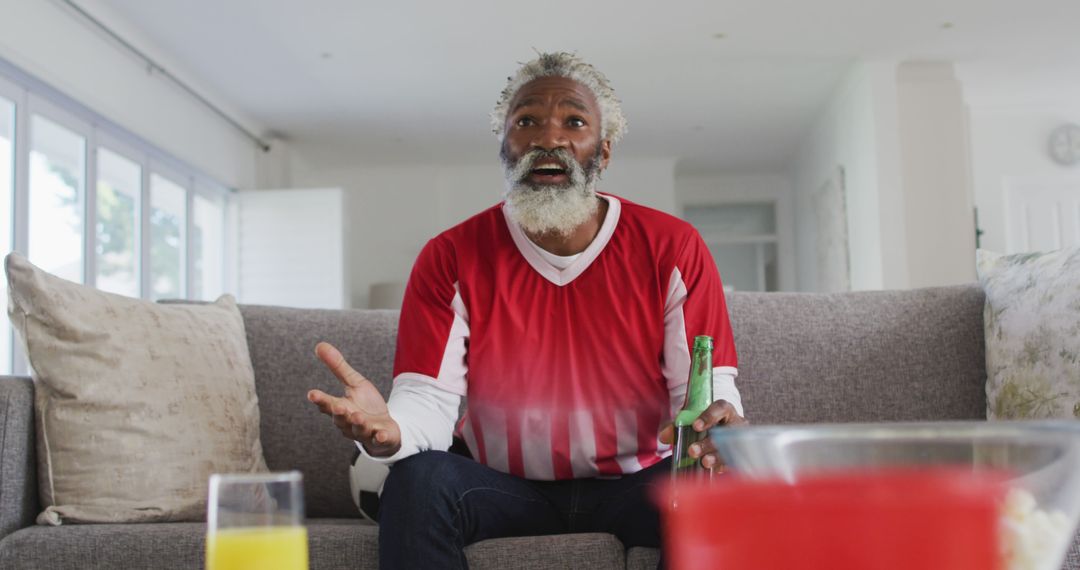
[502,147,582,186]
[499,143,605,187]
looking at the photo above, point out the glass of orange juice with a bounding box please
[206,471,309,570]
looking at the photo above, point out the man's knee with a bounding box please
[382,450,471,503]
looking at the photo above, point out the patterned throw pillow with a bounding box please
[977,248,1080,420]
[6,253,268,525]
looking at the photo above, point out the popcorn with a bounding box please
[1000,488,1072,570]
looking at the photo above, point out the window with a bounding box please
[0,95,13,374]
[29,114,85,284]
[192,191,224,300]
[95,147,141,297]
[0,58,235,376]
[685,203,779,292]
[150,173,187,300]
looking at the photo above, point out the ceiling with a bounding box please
[87,0,1080,172]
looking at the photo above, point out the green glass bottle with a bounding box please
[671,335,713,479]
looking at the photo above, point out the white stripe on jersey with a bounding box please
[477,406,509,473]
[614,409,644,474]
[569,410,598,478]
[433,284,470,395]
[520,409,555,480]
[661,267,691,392]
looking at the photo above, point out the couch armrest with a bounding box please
[0,376,36,540]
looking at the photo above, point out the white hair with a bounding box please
[490,52,627,144]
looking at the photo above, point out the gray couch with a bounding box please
[1,285,1077,569]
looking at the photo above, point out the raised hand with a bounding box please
[658,400,747,472]
[307,342,402,457]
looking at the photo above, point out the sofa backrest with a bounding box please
[238,305,399,519]
[239,284,988,518]
[728,284,987,424]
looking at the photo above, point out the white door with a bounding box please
[237,187,347,309]
[1004,178,1080,253]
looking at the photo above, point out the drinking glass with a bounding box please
[206,471,309,570]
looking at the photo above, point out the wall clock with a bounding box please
[1048,123,1080,166]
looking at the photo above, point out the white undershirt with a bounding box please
[527,240,581,270]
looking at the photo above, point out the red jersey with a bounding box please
[393,194,737,480]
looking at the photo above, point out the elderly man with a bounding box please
[308,52,745,569]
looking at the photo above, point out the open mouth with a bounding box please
[528,161,570,184]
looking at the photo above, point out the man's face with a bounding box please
[499,77,613,237]
[501,76,611,184]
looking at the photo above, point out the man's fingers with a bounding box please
[307,389,326,405]
[335,410,389,442]
[315,342,369,388]
[658,422,674,445]
[692,400,738,432]
[701,453,726,472]
[688,437,717,459]
[308,389,348,416]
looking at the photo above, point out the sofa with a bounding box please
[1,284,1078,569]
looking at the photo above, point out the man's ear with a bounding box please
[600,139,612,170]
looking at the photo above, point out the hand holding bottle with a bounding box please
[659,399,747,471]
[662,335,748,476]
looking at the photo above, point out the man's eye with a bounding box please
[516,117,535,127]
[568,118,586,127]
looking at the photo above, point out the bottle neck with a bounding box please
[675,346,713,427]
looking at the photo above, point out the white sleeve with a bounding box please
[712,367,743,417]
[667,367,743,420]
[661,268,743,419]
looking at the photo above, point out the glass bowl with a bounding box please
[706,421,1080,570]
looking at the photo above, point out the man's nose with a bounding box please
[531,121,567,151]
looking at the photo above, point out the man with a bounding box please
[308,52,745,569]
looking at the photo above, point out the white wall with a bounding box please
[966,105,1080,253]
[675,173,797,291]
[601,157,678,214]
[238,188,346,309]
[793,60,977,292]
[0,0,264,188]
[792,61,902,291]
[895,62,976,287]
[291,156,677,308]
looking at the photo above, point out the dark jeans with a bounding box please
[378,450,669,569]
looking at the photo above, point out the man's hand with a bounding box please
[307,342,402,457]
[658,400,747,471]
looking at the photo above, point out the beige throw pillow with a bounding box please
[6,253,268,525]
[977,247,1080,420]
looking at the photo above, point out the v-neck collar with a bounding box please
[502,194,621,287]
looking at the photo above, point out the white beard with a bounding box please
[501,147,602,237]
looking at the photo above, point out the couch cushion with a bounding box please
[726,285,987,424]
[5,253,267,525]
[0,520,627,570]
[0,519,377,570]
[977,248,1080,419]
[465,533,625,569]
[0,377,36,540]
[238,305,399,519]
[626,546,661,570]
